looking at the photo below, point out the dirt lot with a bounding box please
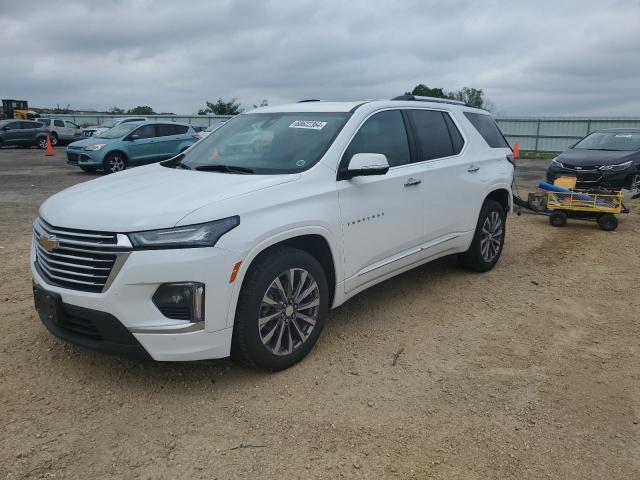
[1,147,639,479]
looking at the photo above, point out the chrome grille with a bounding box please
[33,217,131,293]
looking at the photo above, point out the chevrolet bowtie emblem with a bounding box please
[38,233,59,252]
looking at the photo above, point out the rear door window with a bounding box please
[54,120,65,127]
[408,110,456,160]
[156,124,175,137]
[463,112,509,148]
[346,110,411,167]
[20,121,39,130]
[132,124,156,139]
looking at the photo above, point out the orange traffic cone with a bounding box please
[45,135,55,156]
[513,142,520,160]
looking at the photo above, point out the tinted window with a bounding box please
[464,112,509,148]
[21,121,40,129]
[37,119,51,126]
[157,124,188,136]
[444,114,464,154]
[54,120,64,127]
[4,122,20,130]
[347,110,410,167]
[133,124,156,139]
[408,110,456,160]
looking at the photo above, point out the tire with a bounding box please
[628,173,640,195]
[49,132,58,146]
[102,152,127,174]
[597,214,618,231]
[232,246,329,371]
[36,136,48,149]
[459,199,506,273]
[549,211,568,227]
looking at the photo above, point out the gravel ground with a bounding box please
[1,148,639,479]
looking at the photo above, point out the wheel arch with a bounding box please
[104,149,129,162]
[225,228,340,328]
[484,187,512,213]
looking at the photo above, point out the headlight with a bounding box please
[599,161,632,172]
[550,157,564,168]
[84,143,107,151]
[128,216,239,249]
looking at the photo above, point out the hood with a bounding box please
[68,137,114,148]
[40,163,299,231]
[556,148,637,167]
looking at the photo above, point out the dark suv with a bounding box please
[547,128,640,194]
[0,120,50,149]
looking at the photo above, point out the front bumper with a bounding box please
[31,242,241,361]
[546,165,631,189]
[66,148,105,166]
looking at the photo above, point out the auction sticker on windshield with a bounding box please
[289,120,327,130]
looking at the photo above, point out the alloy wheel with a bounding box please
[480,211,503,262]
[258,268,320,356]
[631,174,640,195]
[38,137,48,149]
[108,155,125,173]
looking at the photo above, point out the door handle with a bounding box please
[404,177,422,187]
[467,165,480,173]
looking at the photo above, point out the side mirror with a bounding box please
[129,134,140,141]
[344,153,390,179]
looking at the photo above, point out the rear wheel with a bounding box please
[549,211,568,227]
[459,199,506,272]
[628,173,640,195]
[597,214,618,231]
[232,246,329,371]
[49,132,59,146]
[103,152,127,174]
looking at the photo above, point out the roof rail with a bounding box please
[391,94,466,106]
[297,99,322,103]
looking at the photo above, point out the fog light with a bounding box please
[152,282,205,322]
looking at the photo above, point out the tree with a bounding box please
[198,98,243,115]
[127,105,156,115]
[450,87,488,109]
[405,84,494,111]
[406,84,449,99]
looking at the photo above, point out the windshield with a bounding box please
[180,112,348,174]
[96,123,139,139]
[574,131,640,151]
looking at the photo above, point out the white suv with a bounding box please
[35,118,82,145]
[31,97,514,370]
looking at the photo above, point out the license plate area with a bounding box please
[33,283,63,326]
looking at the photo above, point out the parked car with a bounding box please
[34,118,82,145]
[82,117,147,137]
[547,128,640,194]
[196,121,227,140]
[32,96,514,370]
[65,121,198,173]
[0,119,50,149]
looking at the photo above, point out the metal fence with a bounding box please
[38,113,234,129]
[39,113,640,153]
[495,117,640,152]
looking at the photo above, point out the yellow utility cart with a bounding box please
[547,176,627,231]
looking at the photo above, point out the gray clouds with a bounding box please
[1,0,639,115]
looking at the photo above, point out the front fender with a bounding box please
[223,225,342,328]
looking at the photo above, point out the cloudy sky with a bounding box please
[1,0,639,116]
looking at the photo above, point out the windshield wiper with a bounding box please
[194,164,255,174]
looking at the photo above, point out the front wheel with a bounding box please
[36,136,48,149]
[597,214,618,231]
[458,199,506,272]
[103,152,127,174]
[232,246,329,371]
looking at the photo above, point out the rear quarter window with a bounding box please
[464,112,509,148]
